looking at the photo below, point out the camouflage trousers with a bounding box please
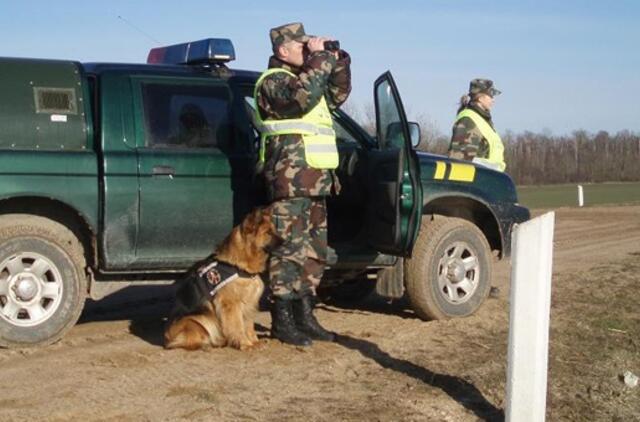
[269,197,328,299]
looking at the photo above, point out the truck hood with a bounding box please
[415,151,520,204]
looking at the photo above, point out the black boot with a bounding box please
[292,295,336,342]
[270,297,312,346]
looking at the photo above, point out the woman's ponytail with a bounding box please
[457,94,471,113]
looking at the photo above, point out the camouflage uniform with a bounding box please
[448,79,501,162]
[256,23,351,300]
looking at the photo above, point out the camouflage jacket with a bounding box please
[448,103,494,161]
[256,50,351,200]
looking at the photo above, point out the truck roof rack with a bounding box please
[147,38,235,66]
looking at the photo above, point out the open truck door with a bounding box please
[366,71,422,257]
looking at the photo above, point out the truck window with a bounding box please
[140,83,231,150]
[334,118,362,148]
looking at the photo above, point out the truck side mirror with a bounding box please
[408,122,421,148]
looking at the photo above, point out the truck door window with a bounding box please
[140,83,231,149]
[333,118,362,148]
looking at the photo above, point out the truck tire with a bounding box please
[405,215,492,320]
[0,215,87,348]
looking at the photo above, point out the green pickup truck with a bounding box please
[0,39,529,348]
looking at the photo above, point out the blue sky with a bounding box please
[2,0,638,135]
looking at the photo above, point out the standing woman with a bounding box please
[448,79,506,172]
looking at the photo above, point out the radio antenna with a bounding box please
[117,15,162,45]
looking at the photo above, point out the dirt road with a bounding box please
[1,206,639,421]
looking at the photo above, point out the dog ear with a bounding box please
[261,206,272,222]
[255,207,274,234]
[241,207,262,237]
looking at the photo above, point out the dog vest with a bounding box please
[194,259,254,299]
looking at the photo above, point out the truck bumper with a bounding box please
[499,203,531,258]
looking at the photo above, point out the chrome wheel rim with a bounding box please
[0,252,63,327]
[436,241,480,305]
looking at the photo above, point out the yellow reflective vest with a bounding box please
[456,109,506,172]
[253,68,339,170]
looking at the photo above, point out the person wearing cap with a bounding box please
[448,79,506,172]
[169,103,212,147]
[253,22,351,346]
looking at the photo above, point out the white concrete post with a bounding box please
[506,212,555,422]
[578,185,584,207]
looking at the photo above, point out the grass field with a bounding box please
[517,182,640,209]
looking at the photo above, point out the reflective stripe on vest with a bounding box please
[253,68,339,169]
[456,109,506,172]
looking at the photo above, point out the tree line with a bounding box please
[342,103,640,185]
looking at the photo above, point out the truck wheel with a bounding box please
[405,215,492,320]
[0,215,87,348]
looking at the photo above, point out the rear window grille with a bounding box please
[33,87,77,114]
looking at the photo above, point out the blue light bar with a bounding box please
[147,38,235,65]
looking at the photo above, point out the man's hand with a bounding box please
[307,37,341,59]
[306,37,328,53]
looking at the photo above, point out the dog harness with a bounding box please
[194,259,255,299]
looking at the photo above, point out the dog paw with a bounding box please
[227,338,254,351]
[237,341,254,351]
[249,339,267,350]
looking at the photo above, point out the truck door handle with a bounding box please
[152,165,175,177]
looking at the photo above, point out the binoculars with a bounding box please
[323,40,340,52]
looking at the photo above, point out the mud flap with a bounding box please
[375,258,404,299]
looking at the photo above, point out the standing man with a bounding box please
[448,79,506,172]
[253,22,351,346]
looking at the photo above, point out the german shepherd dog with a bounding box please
[164,207,275,351]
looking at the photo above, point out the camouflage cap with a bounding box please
[270,22,311,48]
[469,79,502,97]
